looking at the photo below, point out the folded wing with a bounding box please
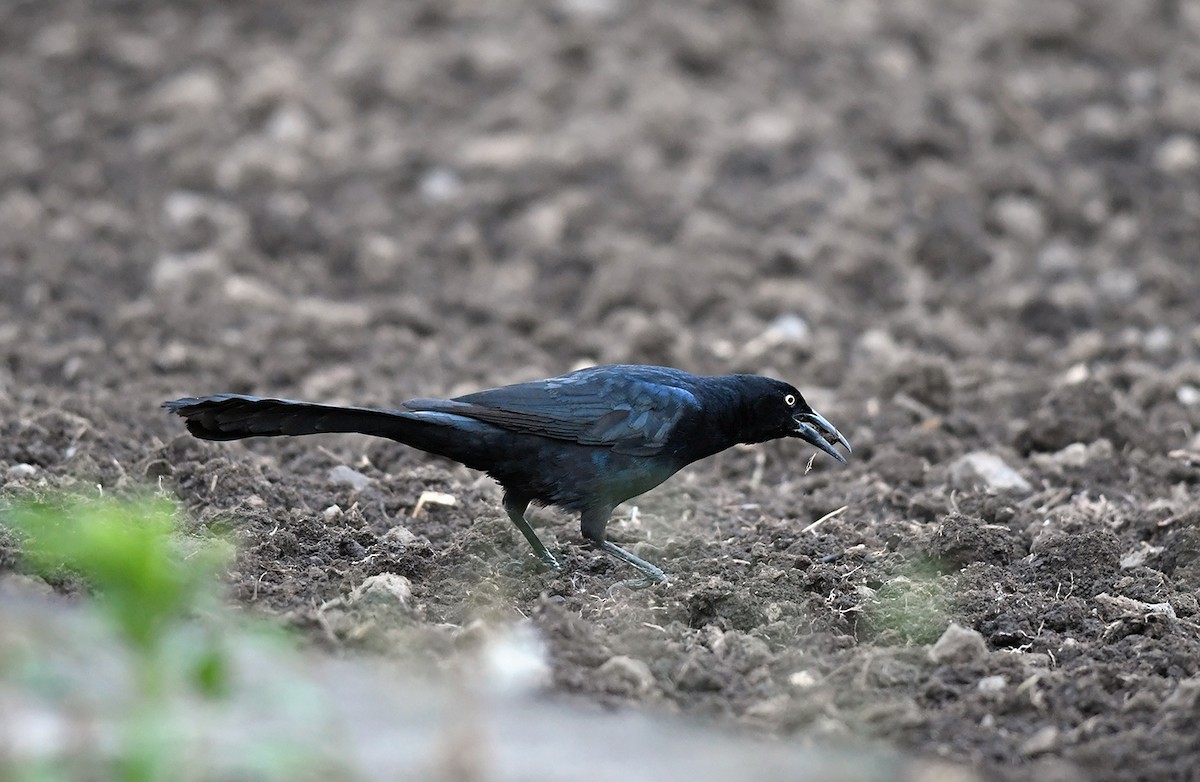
[405,367,702,456]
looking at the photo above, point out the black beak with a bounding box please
[792,409,851,464]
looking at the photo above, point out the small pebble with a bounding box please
[328,465,371,491]
[1177,385,1200,406]
[1120,542,1162,570]
[929,623,988,664]
[788,670,819,689]
[949,452,1031,493]
[7,463,37,479]
[1154,134,1200,173]
[1143,326,1173,354]
[992,195,1046,243]
[382,525,419,545]
[977,675,1008,693]
[596,655,656,696]
[1020,725,1060,757]
[420,167,462,203]
[351,573,413,606]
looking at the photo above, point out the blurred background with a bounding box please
[1,1,1199,780]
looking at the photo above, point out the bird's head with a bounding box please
[736,376,851,463]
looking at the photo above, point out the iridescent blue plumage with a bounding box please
[164,364,850,583]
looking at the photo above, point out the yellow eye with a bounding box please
[784,394,796,407]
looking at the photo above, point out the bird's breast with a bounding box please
[587,450,682,506]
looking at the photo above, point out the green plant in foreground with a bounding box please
[2,494,342,782]
[8,495,232,695]
[3,495,241,782]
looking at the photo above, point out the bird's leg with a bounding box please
[596,541,668,588]
[502,493,560,571]
[581,508,668,586]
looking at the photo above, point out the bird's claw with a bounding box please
[537,551,562,571]
[496,550,561,575]
[497,558,554,576]
[594,540,668,586]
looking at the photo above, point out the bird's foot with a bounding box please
[606,576,664,595]
[495,547,561,575]
[593,540,669,587]
[536,549,562,571]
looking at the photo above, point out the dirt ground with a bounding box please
[2,0,1200,779]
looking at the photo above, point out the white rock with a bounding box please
[328,465,371,491]
[555,0,622,20]
[1154,134,1200,173]
[1061,363,1090,385]
[1020,725,1060,756]
[419,167,462,203]
[1047,442,1090,469]
[163,190,210,227]
[149,68,223,114]
[351,573,412,606]
[295,298,372,329]
[1032,439,1115,472]
[7,463,37,479]
[151,250,225,293]
[856,329,899,360]
[788,670,819,689]
[1143,326,1173,354]
[977,675,1008,693]
[266,103,313,145]
[1037,241,1079,273]
[382,525,420,545]
[741,314,810,357]
[929,623,988,664]
[767,313,810,342]
[459,133,539,169]
[224,275,286,309]
[992,195,1046,243]
[154,341,190,371]
[1120,542,1163,570]
[949,452,1032,493]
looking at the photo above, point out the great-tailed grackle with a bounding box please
[164,364,850,583]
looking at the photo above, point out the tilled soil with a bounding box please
[2,1,1199,779]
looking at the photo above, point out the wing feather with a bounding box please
[404,366,702,455]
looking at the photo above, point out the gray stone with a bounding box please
[328,465,371,491]
[949,452,1031,493]
[929,623,988,664]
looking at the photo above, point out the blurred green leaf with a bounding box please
[0,493,334,782]
[193,640,231,698]
[6,496,231,656]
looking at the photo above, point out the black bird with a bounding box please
[164,365,850,583]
